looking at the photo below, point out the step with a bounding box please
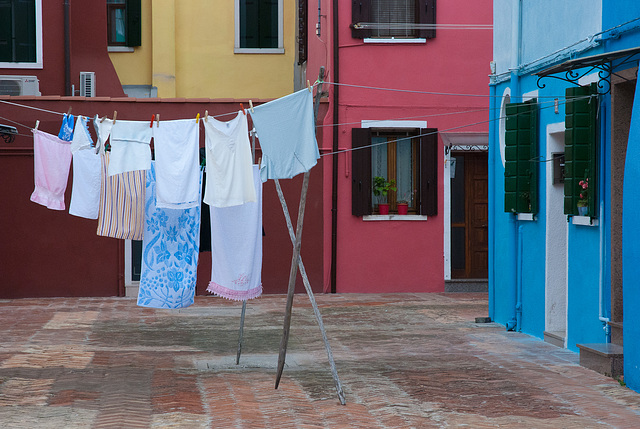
[608,321,623,346]
[445,279,488,293]
[543,331,565,348]
[576,343,624,379]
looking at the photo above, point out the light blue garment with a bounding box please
[137,162,202,309]
[250,89,320,182]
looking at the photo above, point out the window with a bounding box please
[564,83,598,217]
[351,0,436,39]
[0,0,42,68]
[504,99,539,214]
[107,0,141,47]
[352,127,438,216]
[235,0,283,53]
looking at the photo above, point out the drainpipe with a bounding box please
[598,101,611,342]
[506,0,522,332]
[330,0,339,293]
[64,0,71,96]
[488,79,497,318]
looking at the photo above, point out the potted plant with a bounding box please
[397,189,416,215]
[577,176,589,216]
[373,176,396,215]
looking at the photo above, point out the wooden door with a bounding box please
[451,152,488,279]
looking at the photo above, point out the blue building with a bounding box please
[489,0,640,392]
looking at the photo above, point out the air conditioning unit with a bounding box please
[80,72,95,97]
[0,76,41,96]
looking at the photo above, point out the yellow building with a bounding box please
[107,0,300,99]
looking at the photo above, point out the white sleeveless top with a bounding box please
[203,112,256,207]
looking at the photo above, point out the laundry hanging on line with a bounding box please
[137,162,202,309]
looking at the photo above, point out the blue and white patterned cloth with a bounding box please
[137,162,202,309]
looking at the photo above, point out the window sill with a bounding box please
[572,216,599,227]
[363,38,426,44]
[0,61,43,69]
[108,46,135,53]
[363,214,428,221]
[517,213,535,221]
[234,48,285,54]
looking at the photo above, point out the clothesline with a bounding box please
[0,92,582,135]
[1,88,593,158]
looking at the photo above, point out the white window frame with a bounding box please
[234,0,284,54]
[0,0,43,69]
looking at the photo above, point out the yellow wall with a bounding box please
[108,0,296,99]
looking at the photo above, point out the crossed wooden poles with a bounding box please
[234,68,346,405]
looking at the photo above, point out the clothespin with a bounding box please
[249,100,254,113]
[204,110,209,122]
[150,114,155,128]
[113,111,117,125]
[307,80,312,93]
[100,115,106,123]
[34,120,39,130]
[196,113,200,124]
[67,106,72,115]
[240,103,246,115]
[156,114,160,127]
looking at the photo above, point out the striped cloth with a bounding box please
[96,152,146,240]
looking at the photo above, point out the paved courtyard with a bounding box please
[1,293,639,428]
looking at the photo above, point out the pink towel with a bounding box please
[30,130,72,210]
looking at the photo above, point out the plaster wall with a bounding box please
[492,0,601,76]
[109,0,297,99]
[318,0,491,293]
[1,0,124,97]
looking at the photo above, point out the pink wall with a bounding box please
[306,0,492,293]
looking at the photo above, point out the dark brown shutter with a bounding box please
[352,128,372,216]
[351,0,372,38]
[419,128,438,215]
[417,0,436,39]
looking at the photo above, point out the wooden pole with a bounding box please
[274,179,346,404]
[236,300,247,365]
[275,67,326,390]
[275,171,309,388]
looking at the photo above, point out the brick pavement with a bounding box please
[1,293,639,428]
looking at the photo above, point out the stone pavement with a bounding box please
[1,293,640,428]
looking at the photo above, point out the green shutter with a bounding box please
[564,83,598,216]
[504,99,538,214]
[0,0,36,63]
[0,1,12,62]
[126,0,141,47]
[241,0,277,48]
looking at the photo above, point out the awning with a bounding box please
[536,46,640,77]
[535,46,640,93]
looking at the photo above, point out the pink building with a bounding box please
[305,0,493,293]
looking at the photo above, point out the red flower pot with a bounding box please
[397,203,408,215]
[378,203,389,215]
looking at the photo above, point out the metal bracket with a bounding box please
[0,124,18,144]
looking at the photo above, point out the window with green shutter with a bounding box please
[504,99,538,214]
[0,0,36,63]
[564,83,598,217]
[240,0,279,49]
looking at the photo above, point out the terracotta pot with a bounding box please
[378,203,389,215]
[397,203,408,215]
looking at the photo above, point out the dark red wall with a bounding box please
[2,0,124,97]
[0,98,326,298]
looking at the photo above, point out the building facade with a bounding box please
[489,0,640,392]
[306,0,492,293]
